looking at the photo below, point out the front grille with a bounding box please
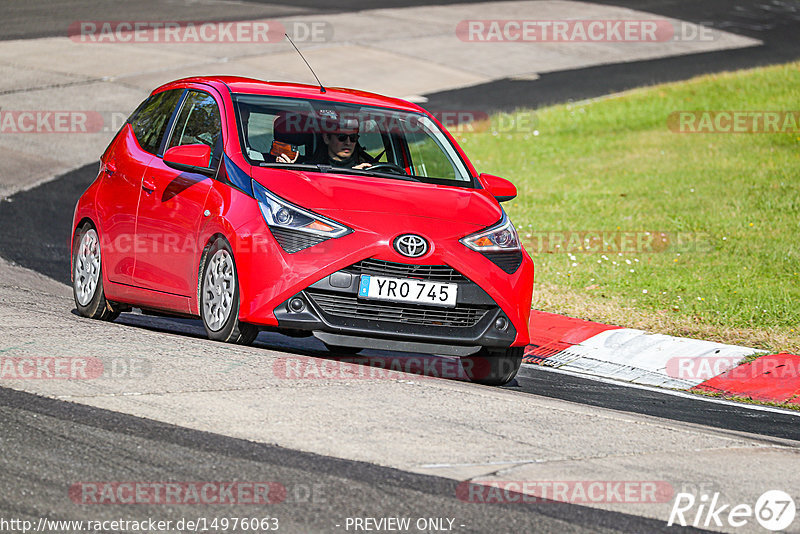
[343,259,468,282]
[306,290,488,327]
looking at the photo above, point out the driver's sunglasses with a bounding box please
[335,133,359,142]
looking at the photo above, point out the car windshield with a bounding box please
[232,94,474,186]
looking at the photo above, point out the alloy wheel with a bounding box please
[202,248,235,331]
[74,229,101,306]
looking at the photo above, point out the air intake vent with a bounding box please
[482,251,523,274]
[306,291,488,328]
[270,227,328,253]
[344,259,468,282]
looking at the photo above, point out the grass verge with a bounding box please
[459,61,800,352]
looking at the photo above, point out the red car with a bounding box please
[71,76,534,385]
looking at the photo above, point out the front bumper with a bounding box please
[273,259,517,354]
[227,199,534,347]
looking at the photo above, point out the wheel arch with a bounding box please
[71,217,98,283]
[195,232,232,315]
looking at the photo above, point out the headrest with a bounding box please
[273,111,315,145]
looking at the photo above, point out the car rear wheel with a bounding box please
[200,238,258,345]
[460,347,523,386]
[72,224,119,321]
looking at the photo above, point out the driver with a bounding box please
[276,113,376,169]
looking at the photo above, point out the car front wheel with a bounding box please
[200,238,258,345]
[72,224,119,321]
[461,347,523,386]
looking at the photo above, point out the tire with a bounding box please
[72,224,119,321]
[460,347,523,386]
[199,238,259,345]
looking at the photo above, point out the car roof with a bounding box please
[154,76,426,113]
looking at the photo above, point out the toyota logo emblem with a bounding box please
[394,234,428,258]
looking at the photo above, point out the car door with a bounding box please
[133,89,222,296]
[95,89,182,285]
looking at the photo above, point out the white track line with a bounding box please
[521,363,800,417]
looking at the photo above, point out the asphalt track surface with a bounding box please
[1,1,799,532]
[3,1,799,110]
[425,0,800,111]
[0,0,496,41]
[0,386,711,534]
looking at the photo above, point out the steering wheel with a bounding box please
[365,162,406,175]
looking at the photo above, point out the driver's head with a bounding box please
[318,112,360,162]
[322,127,359,161]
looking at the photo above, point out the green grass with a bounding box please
[458,62,800,350]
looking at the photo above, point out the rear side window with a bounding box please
[167,90,223,166]
[129,89,182,154]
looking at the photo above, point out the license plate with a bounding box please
[358,275,458,308]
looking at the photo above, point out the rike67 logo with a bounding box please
[668,490,796,531]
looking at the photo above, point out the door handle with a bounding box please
[105,161,116,176]
[142,178,156,194]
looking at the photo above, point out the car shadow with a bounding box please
[71,308,518,385]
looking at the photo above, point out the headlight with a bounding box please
[460,212,521,252]
[252,180,350,239]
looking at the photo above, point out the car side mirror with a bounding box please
[480,173,517,202]
[164,144,215,176]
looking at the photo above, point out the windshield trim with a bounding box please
[231,93,478,189]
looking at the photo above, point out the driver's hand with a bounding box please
[276,152,299,164]
[353,162,372,169]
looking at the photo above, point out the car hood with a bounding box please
[250,166,502,229]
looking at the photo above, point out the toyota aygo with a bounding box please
[71,76,534,385]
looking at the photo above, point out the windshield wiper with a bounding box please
[258,162,422,182]
[312,165,421,181]
[356,169,421,182]
[258,163,322,172]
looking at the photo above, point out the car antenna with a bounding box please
[285,33,326,93]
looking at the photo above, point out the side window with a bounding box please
[358,120,390,162]
[129,89,182,155]
[405,129,457,180]
[244,111,274,154]
[167,90,222,167]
